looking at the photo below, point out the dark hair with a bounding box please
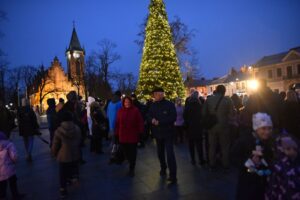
[216,85,226,95]
[61,111,73,122]
[47,98,56,107]
[59,98,65,103]
[114,91,122,97]
[152,87,164,93]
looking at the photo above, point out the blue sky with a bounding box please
[1,0,300,78]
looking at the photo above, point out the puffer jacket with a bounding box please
[51,121,81,163]
[0,140,17,181]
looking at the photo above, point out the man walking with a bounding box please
[203,85,234,171]
[147,88,177,184]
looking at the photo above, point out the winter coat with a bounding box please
[115,106,144,143]
[0,106,15,137]
[51,121,81,163]
[0,140,17,181]
[107,97,122,132]
[91,108,107,138]
[147,99,177,139]
[86,97,95,136]
[265,156,300,200]
[183,100,203,139]
[175,105,184,127]
[46,106,58,132]
[231,132,273,200]
[282,101,300,140]
[203,94,235,128]
[17,106,39,137]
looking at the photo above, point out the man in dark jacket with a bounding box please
[203,85,234,170]
[46,98,58,147]
[17,98,39,162]
[147,88,177,184]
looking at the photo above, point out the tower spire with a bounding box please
[66,23,83,52]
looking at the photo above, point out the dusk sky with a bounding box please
[1,0,300,78]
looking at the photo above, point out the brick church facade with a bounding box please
[29,27,85,111]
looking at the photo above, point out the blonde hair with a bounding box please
[286,90,298,102]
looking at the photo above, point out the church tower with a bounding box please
[66,25,85,95]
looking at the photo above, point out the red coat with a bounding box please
[115,106,144,143]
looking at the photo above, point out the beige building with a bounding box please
[254,46,300,93]
[206,67,256,97]
[29,27,85,111]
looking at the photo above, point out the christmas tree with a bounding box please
[136,0,185,101]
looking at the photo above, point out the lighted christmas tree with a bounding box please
[136,0,185,101]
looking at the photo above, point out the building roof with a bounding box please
[255,46,300,68]
[209,70,251,85]
[184,78,212,87]
[67,27,83,52]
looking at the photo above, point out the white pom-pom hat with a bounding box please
[252,112,273,131]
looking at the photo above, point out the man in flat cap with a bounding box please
[147,88,178,184]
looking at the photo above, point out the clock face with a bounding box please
[73,52,80,58]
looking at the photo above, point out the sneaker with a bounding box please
[167,177,177,185]
[60,188,68,199]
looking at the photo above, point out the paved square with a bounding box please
[9,129,237,200]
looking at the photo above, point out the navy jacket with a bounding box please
[147,99,177,139]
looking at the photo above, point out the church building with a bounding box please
[29,27,86,111]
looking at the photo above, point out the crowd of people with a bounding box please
[0,79,300,199]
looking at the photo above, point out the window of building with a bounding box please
[268,70,273,79]
[242,82,246,89]
[297,64,300,75]
[277,68,282,77]
[287,66,293,78]
[236,82,240,90]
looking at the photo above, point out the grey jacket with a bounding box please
[51,121,81,163]
[203,94,234,127]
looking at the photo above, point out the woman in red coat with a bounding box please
[115,96,144,177]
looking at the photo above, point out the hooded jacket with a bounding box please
[115,104,144,143]
[107,95,122,131]
[0,140,17,181]
[86,97,95,135]
[51,121,81,163]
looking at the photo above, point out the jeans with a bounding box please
[59,162,79,189]
[121,143,137,171]
[0,175,19,198]
[23,136,34,156]
[156,137,177,179]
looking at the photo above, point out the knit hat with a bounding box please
[252,112,273,131]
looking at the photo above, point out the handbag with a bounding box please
[204,95,224,130]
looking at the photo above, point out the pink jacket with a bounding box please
[0,140,17,181]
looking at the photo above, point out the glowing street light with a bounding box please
[248,80,259,90]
